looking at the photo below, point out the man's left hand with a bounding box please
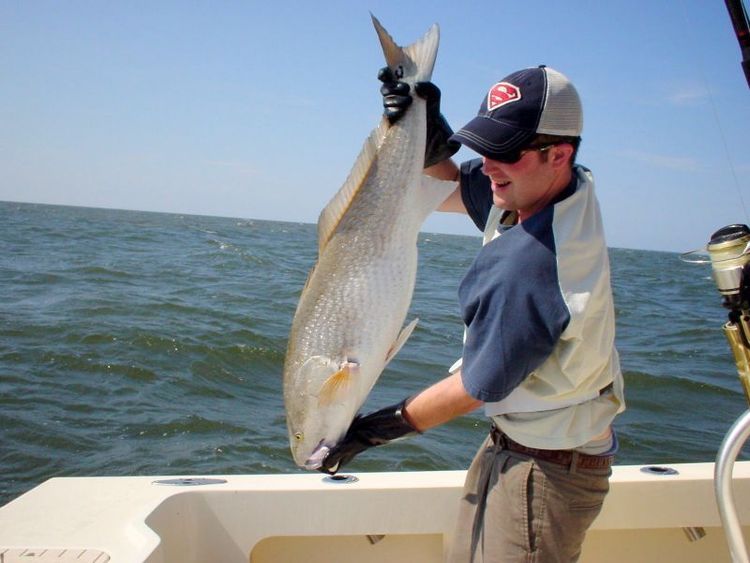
[319,400,420,474]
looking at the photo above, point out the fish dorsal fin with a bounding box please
[317,119,389,254]
[302,264,316,291]
[384,317,419,366]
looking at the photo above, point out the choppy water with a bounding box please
[1,201,747,506]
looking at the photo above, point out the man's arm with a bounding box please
[425,159,467,214]
[403,370,482,432]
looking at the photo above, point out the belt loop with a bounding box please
[489,424,500,453]
[490,424,508,455]
[569,451,580,474]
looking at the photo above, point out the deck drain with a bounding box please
[323,474,359,484]
[640,465,679,476]
[152,478,228,486]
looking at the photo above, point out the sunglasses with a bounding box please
[491,143,559,164]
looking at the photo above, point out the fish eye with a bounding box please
[394,65,404,80]
[294,432,303,441]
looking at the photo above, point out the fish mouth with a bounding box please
[304,442,331,471]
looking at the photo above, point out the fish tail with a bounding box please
[406,23,439,82]
[371,14,439,83]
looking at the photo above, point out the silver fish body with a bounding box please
[283,16,457,469]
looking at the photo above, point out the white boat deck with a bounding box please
[1,462,750,562]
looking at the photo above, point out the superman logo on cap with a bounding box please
[487,82,521,111]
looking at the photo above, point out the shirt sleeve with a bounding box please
[457,209,571,403]
[459,158,493,232]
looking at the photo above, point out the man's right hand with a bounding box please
[378,67,460,167]
[379,67,412,124]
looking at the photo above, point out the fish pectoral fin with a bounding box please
[319,361,360,406]
[385,318,419,365]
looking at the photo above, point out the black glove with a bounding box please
[319,399,419,475]
[415,81,461,167]
[378,68,461,168]
[379,67,412,124]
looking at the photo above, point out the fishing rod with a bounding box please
[708,224,750,563]
[725,0,750,88]
[708,4,750,561]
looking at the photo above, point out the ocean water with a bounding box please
[1,201,747,507]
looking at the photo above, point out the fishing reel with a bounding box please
[706,224,750,403]
[708,224,750,315]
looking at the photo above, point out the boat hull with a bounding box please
[2,463,750,562]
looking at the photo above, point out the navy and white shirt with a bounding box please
[456,159,625,450]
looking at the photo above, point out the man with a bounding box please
[321,65,625,563]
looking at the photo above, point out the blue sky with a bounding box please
[2,1,749,252]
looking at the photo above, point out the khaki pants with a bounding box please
[447,433,610,563]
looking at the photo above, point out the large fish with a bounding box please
[283,15,456,470]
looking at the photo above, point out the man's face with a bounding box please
[481,144,571,221]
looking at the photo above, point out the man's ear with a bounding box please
[550,143,575,169]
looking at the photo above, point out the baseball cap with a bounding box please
[449,66,582,161]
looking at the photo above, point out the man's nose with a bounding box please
[481,157,499,176]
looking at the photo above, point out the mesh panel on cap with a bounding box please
[537,68,583,136]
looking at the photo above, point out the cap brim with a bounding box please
[449,116,536,160]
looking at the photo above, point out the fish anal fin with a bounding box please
[385,318,419,365]
[412,174,458,224]
[319,361,360,406]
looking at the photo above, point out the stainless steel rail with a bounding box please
[715,409,750,563]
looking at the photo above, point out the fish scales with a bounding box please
[283,16,457,469]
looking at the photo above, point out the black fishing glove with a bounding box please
[414,81,461,167]
[378,67,461,168]
[379,66,412,124]
[319,399,420,475]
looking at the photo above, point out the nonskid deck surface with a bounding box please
[0,549,110,562]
